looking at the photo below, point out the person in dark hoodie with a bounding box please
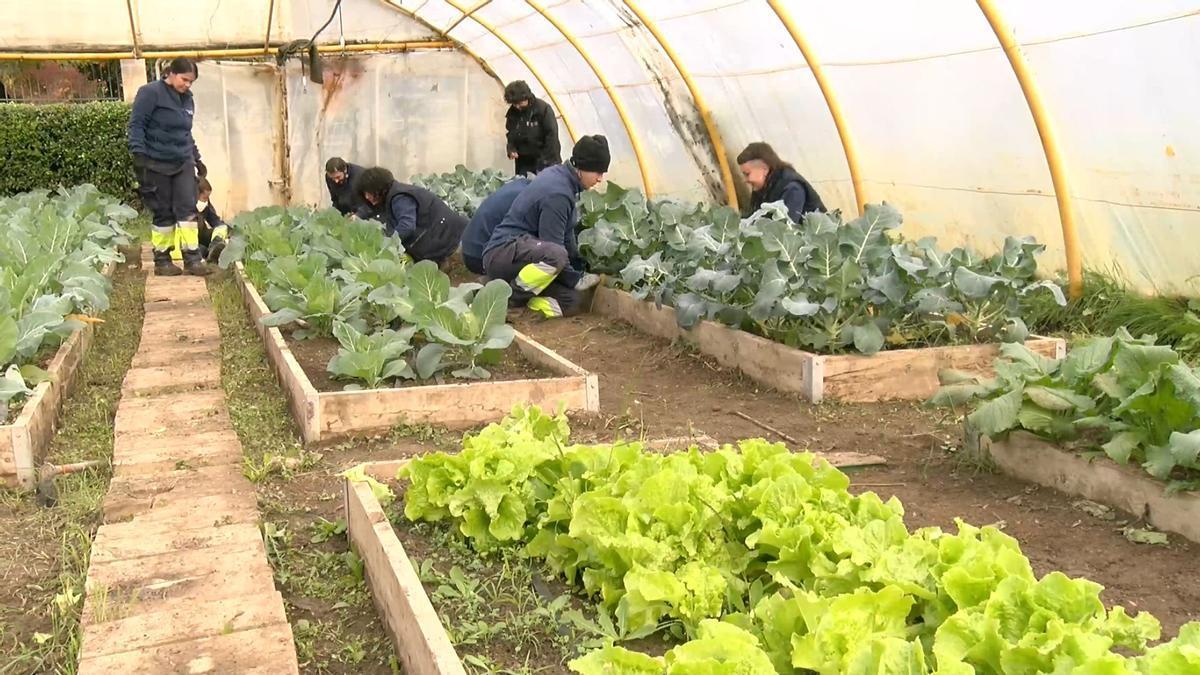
[354,167,467,265]
[128,57,211,276]
[461,176,596,287]
[504,80,561,177]
[482,135,608,318]
[736,142,826,223]
[324,157,367,216]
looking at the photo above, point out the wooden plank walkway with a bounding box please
[77,251,298,674]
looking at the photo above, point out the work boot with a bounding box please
[183,249,212,276]
[206,238,226,264]
[153,249,183,276]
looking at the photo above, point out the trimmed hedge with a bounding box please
[0,102,136,199]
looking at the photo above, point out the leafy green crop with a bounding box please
[580,187,1065,355]
[220,207,517,388]
[401,167,1066,355]
[411,165,510,217]
[400,405,1192,673]
[931,329,1200,486]
[0,185,133,413]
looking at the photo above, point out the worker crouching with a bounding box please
[481,135,607,318]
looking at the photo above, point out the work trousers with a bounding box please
[483,235,577,318]
[136,159,199,255]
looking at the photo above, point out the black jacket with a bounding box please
[364,181,466,263]
[326,163,366,216]
[128,79,201,166]
[505,98,560,172]
[750,166,826,222]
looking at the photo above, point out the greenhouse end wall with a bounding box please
[187,52,508,215]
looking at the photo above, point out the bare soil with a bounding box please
[511,312,1200,638]
[282,330,551,392]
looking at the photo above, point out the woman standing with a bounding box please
[128,57,210,276]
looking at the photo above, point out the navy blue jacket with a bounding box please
[462,177,532,263]
[484,163,581,257]
[750,166,826,222]
[128,79,201,165]
[483,164,585,286]
[361,181,466,263]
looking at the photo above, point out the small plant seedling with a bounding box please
[309,517,347,544]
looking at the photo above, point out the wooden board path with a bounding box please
[76,250,299,674]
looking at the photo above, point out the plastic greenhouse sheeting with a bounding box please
[3,0,1198,293]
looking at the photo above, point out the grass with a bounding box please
[1022,268,1200,362]
[0,250,146,674]
[208,273,398,674]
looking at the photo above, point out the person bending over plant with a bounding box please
[324,156,368,216]
[355,166,467,265]
[737,141,826,223]
[481,135,607,318]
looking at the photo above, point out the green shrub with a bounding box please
[0,102,135,200]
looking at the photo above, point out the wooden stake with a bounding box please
[732,410,798,445]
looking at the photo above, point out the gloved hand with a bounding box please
[195,159,208,178]
[574,272,601,291]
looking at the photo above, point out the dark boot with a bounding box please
[153,249,183,276]
[183,249,212,276]
[206,238,226,264]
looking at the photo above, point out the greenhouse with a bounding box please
[0,1,1197,673]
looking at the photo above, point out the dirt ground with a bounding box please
[283,330,550,392]
[0,258,147,673]
[218,282,1198,674]
[509,311,1200,638]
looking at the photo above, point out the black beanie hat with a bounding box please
[571,135,611,173]
[504,80,533,104]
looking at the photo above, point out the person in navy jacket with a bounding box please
[354,167,467,265]
[128,57,211,276]
[736,142,826,223]
[482,136,607,318]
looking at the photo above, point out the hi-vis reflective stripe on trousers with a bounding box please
[527,296,563,318]
[515,262,558,293]
[164,222,201,260]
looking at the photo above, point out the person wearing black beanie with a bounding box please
[480,135,611,318]
[504,80,561,177]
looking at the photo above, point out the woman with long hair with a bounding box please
[736,142,826,222]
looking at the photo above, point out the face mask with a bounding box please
[197,200,209,211]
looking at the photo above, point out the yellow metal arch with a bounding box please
[0,41,453,61]
[523,0,654,196]
[438,0,578,143]
[621,0,738,206]
[375,1,500,80]
[446,0,494,34]
[766,0,867,215]
[977,0,1083,299]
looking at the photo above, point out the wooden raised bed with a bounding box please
[1,263,114,489]
[234,265,600,443]
[589,286,1065,404]
[344,462,466,675]
[966,429,1200,544]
